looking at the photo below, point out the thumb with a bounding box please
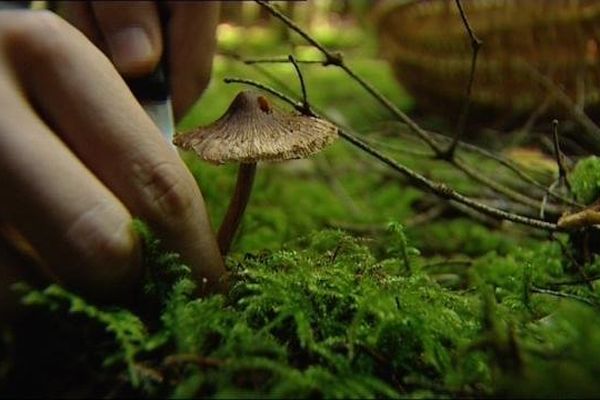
[92,1,163,77]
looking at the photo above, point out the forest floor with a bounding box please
[3,19,600,399]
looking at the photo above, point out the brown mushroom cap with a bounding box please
[173,91,338,165]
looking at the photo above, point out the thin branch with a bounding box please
[288,55,310,114]
[444,0,483,158]
[530,286,598,307]
[550,274,600,287]
[454,0,481,47]
[335,62,441,152]
[522,61,600,153]
[233,49,562,204]
[411,126,581,208]
[244,57,325,65]
[356,136,435,157]
[551,120,571,190]
[540,180,560,220]
[224,77,560,232]
[315,157,363,218]
[353,131,564,215]
[404,204,446,227]
[455,158,562,215]
[224,78,298,108]
[551,231,597,291]
[255,0,442,153]
[516,93,554,134]
[341,133,559,230]
[255,0,334,61]
[254,0,570,216]
[447,199,503,228]
[228,50,579,209]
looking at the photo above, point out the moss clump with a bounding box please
[2,224,483,398]
[569,156,600,204]
[5,224,600,398]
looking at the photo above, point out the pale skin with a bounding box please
[0,1,226,318]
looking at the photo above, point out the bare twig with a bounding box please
[244,57,325,65]
[454,0,481,49]
[530,286,598,307]
[414,126,580,207]
[255,0,442,152]
[427,129,579,208]
[443,0,483,159]
[357,136,435,158]
[516,94,554,134]
[551,232,596,291]
[522,61,600,153]
[356,132,565,215]
[550,274,600,287]
[227,51,579,209]
[224,77,560,231]
[456,159,561,214]
[405,204,446,227]
[447,199,503,228]
[551,120,571,190]
[254,0,569,216]
[540,180,560,220]
[315,157,363,218]
[288,55,310,114]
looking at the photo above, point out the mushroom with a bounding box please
[173,90,338,255]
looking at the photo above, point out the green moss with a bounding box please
[5,221,600,398]
[7,11,600,398]
[569,156,600,204]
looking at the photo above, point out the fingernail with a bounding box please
[106,26,154,73]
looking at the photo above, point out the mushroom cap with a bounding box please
[173,91,338,165]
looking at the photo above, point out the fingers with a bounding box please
[0,39,140,297]
[58,1,162,77]
[54,2,104,50]
[91,1,162,76]
[58,1,220,120]
[3,11,226,294]
[169,2,220,119]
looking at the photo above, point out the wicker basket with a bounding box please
[375,0,600,120]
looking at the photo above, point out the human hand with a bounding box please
[56,1,220,121]
[0,9,225,318]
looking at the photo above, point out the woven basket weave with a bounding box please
[375,0,600,119]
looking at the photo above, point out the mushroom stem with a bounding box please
[217,163,257,255]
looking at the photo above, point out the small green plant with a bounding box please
[385,221,420,273]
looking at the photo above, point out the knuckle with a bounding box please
[133,161,196,222]
[64,202,137,277]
